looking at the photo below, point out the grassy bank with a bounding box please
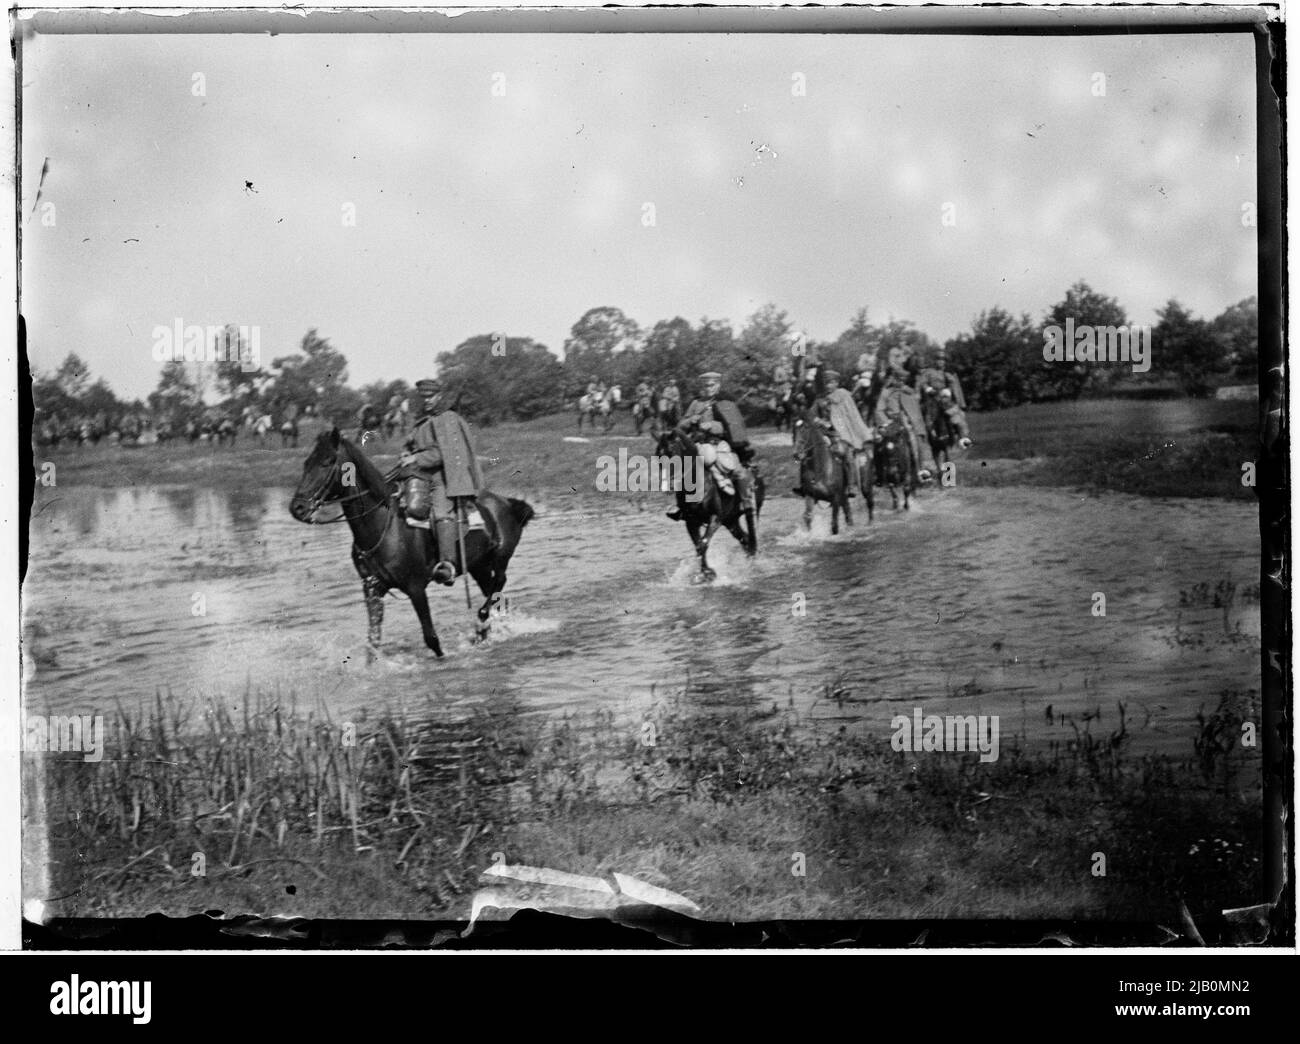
[32,396,1259,504]
[35,684,1263,933]
[958,397,1261,500]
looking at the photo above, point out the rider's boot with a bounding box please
[430,518,461,586]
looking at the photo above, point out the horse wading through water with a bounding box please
[926,405,972,474]
[875,417,915,511]
[655,426,763,581]
[290,427,534,657]
[791,409,871,534]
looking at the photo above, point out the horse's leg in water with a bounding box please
[362,574,387,659]
[724,517,748,553]
[697,516,721,580]
[840,461,854,529]
[468,558,504,642]
[743,506,758,555]
[406,585,444,658]
[684,518,704,576]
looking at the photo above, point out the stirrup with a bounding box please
[405,516,431,530]
[430,561,457,585]
[666,507,684,521]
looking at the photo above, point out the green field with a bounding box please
[37,395,1260,503]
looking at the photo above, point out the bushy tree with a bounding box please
[733,304,792,390]
[438,334,565,425]
[1153,299,1228,397]
[563,306,641,390]
[638,317,698,390]
[213,324,263,402]
[1038,281,1129,400]
[267,329,352,421]
[945,308,1040,410]
[819,308,873,378]
[1211,296,1258,380]
[147,360,198,421]
[54,352,91,400]
[33,371,79,421]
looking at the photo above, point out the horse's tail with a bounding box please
[508,497,536,529]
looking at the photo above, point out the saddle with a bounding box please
[394,476,493,541]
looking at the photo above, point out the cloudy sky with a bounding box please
[20,29,1257,400]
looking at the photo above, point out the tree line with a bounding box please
[31,282,1257,433]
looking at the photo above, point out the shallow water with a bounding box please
[22,481,1260,754]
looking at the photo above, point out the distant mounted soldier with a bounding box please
[812,369,874,498]
[917,347,973,451]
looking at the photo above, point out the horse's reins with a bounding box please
[298,457,391,527]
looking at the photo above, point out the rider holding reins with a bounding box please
[917,347,973,449]
[812,369,874,497]
[667,371,755,520]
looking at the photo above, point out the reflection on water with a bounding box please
[21,483,1261,754]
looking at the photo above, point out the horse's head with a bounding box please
[877,417,907,452]
[654,425,694,462]
[289,426,348,523]
[791,411,821,459]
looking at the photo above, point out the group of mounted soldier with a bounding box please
[574,343,972,514]
[281,344,975,651]
[34,400,309,450]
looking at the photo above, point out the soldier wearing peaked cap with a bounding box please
[812,369,874,498]
[918,348,973,450]
[398,378,485,586]
[669,371,755,519]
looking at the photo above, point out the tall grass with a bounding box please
[36,679,1264,921]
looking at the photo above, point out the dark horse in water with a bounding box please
[875,417,916,511]
[654,427,763,581]
[926,405,972,475]
[290,427,534,657]
[791,410,872,533]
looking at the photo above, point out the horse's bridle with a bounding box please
[297,456,389,525]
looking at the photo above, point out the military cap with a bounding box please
[823,369,842,382]
[699,371,722,382]
[415,378,442,394]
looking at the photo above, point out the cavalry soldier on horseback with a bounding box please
[667,371,755,520]
[633,379,654,434]
[872,362,935,485]
[812,369,874,497]
[658,379,681,428]
[397,377,485,586]
[356,400,381,441]
[852,349,883,419]
[918,348,973,449]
